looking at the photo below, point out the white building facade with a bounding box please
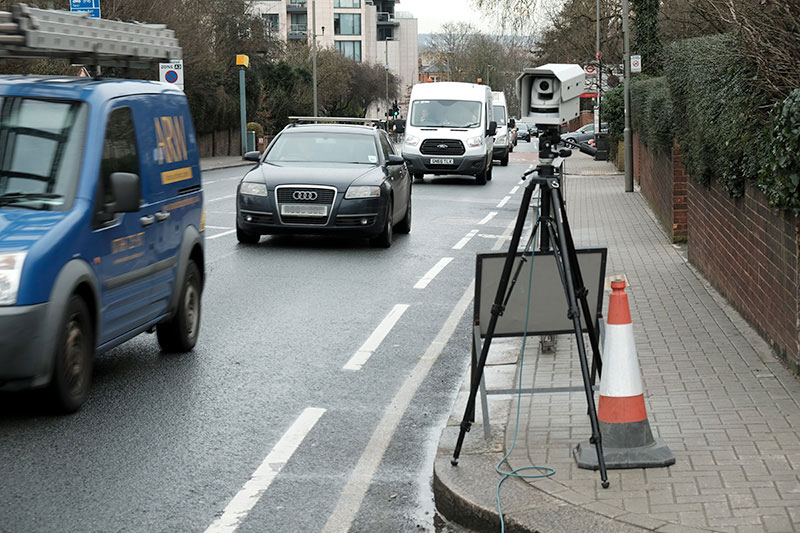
[249,0,418,109]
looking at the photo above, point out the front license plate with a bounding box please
[429,158,454,165]
[280,204,328,217]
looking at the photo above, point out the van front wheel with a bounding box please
[49,295,93,413]
[157,261,202,353]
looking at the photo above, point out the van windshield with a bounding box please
[0,97,88,211]
[493,105,506,124]
[410,100,482,129]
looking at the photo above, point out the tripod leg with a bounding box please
[452,180,539,465]
[548,183,609,487]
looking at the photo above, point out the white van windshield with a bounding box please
[410,100,482,129]
[493,105,506,124]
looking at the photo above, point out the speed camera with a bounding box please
[516,64,585,126]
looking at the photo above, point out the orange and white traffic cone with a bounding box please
[574,279,674,469]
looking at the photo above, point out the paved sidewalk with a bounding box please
[199,155,252,172]
[435,153,800,532]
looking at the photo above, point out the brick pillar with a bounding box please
[672,141,688,242]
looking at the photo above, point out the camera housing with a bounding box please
[516,64,584,126]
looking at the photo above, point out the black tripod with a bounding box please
[450,127,610,488]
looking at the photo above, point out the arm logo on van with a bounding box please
[154,115,193,185]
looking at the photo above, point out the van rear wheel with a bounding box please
[49,295,93,413]
[157,261,202,353]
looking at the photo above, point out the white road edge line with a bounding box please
[510,186,520,194]
[205,225,232,230]
[205,407,326,533]
[477,212,497,225]
[414,257,453,289]
[496,196,511,208]
[452,229,479,250]
[323,280,475,533]
[206,229,236,240]
[343,304,410,371]
[207,194,236,204]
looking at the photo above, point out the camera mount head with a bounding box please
[516,64,584,127]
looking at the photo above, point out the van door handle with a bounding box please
[140,215,155,227]
[155,211,170,222]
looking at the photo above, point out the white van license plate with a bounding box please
[281,204,327,217]
[429,158,454,165]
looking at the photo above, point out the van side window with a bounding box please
[95,107,139,226]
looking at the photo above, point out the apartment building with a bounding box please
[249,0,418,104]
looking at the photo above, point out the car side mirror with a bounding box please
[243,151,261,162]
[487,121,497,136]
[387,154,405,166]
[106,172,141,213]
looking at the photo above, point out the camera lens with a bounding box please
[539,80,550,91]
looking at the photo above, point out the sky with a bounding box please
[397,0,486,34]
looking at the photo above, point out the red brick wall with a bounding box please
[633,135,687,242]
[688,178,800,372]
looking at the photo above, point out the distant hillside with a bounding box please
[418,33,434,49]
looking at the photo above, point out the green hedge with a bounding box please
[600,85,624,161]
[665,34,768,198]
[631,76,673,154]
[760,89,800,210]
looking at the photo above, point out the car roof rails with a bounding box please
[287,116,388,129]
[0,3,181,70]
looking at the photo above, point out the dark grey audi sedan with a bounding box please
[236,119,412,248]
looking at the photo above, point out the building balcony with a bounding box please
[289,23,308,39]
[287,1,307,13]
[376,11,399,25]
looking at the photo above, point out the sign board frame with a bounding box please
[159,60,184,91]
[474,247,608,338]
[70,0,100,18]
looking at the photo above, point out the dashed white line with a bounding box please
[205,407,326,533]
[477,212,497,225]
[452,229,479,250]
[496,196,511,208]
[510,186,520,194]
[414,257,453,289]
[206,229,236,240]
[207,194,236,203]
[343,304,409,371]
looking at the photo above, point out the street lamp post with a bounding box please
[384,37,392,113]
[236,54,249,156]
[311,0,318,117]
[622,0,633,191]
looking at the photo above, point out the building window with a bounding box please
[261,13,279,32]
[334,0,360,7]
[290,13,307,33]
[335,40,362,62]
[334,13,361,35]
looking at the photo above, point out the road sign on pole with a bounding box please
[584,64,597,76]
[631,54,642,73]
[159,60,184,91]
[70,0,100,18]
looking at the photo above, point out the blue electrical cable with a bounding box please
[495,197,555,532]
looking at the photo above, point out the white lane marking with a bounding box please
[205,177,242,185]
[452,229,479,250]
[207,194,236,204]
[206,407,326,533]
[206,229,236,240]
[510,186,520,194]
[414,257,453,289]
[206,225,232,230]
[323,281,475,533]
[494,216,517,251]
[343,304,410,371]
[496,196,511,208]
[477,212,497,225]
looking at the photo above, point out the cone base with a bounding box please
[573,439,676,470]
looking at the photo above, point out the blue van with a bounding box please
[0,77,205,412]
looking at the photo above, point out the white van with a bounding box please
[491,91,514,166]
[402,82,497,185]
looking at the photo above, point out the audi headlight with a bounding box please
[496,135,507,144]
[240,182,268,197]
[0,252,27,306]
[404,135,420,147]
[345,186,381,199]
[467,136,483,147]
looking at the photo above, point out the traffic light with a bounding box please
[392,100,399,117]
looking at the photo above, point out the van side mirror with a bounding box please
[487,121,497,136]
[107,172,141,213]
[243,151,261,162]
[508,119,515,129]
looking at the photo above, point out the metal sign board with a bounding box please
[475,248,607,337]
[631,54,642,73]
[159,60,184,90]
[70,0,100,18]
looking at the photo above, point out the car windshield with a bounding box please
[410,100,482,128]
[0,97,88,211]
[265,131,379,164]
[492,105,506,124]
